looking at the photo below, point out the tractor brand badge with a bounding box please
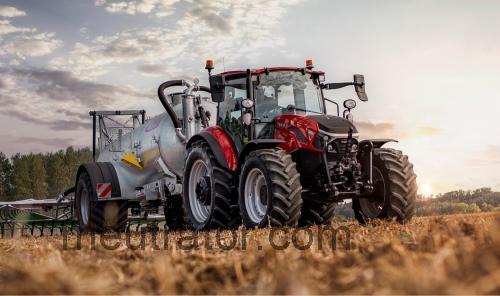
[96,183,112,198]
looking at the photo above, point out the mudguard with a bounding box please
[361,139,398,149]
[238,139,285,170]
[75,162,121,201]
[187,127,238,171]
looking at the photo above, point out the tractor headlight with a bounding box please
[343,99,356,110]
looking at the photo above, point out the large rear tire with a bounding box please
[183,141,239,230]
[75,171,128,233]
[239,148,302,228]
[353,148,417,224]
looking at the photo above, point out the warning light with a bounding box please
[305,59,314,69]
[205,60,214,70]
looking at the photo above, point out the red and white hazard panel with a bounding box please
[96,183,111,198]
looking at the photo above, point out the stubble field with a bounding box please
[0,212,499,294]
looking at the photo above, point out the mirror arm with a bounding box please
[322,82,354,90]
[324,98,340,116]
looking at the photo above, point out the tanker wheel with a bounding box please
[299,197,336,226]
[183,141,239,230]
[353,148,417,224]
[239,148,303,228]
[75,171,128,233]
[164,195,186,231]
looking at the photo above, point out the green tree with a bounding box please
[0,152,13,200]
[31,154,48,199]
[11,154,33,200]
[46,151,68,196]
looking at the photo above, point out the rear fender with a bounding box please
[75,162,121,201]
[187,127,238,171]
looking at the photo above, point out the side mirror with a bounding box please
[209,75,225,103]
[354,74,368,101]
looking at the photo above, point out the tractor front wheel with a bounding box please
[299,198,336,226]
[239,148,302,228]
[353,148,417,224]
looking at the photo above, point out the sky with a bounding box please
[0,0,499,194]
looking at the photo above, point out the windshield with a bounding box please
[254,71,324,122]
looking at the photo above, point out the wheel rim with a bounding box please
[244,168,268,224]
[188,159,211,223]
[359,167,386,217]
[80,187,90,225]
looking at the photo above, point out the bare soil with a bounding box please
[0,212,499,294]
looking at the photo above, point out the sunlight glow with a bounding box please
[420,183,432,197]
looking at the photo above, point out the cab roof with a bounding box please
[218,67,325,78]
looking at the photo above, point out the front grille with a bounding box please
[329,138,358,157]
[313,135,322,149]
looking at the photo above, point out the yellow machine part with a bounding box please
[121,152,143,170]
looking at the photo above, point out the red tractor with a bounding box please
[181,60,417,230]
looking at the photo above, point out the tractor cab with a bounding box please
[208,61,366,156]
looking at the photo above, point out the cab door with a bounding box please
[216,76,247,153]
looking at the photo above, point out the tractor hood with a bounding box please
[307,114,358,134]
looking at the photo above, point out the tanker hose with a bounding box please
[158,80,186,129]
[175,128,186,143]
[197,86,211,93]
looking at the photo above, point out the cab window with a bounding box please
[217,77,246,124]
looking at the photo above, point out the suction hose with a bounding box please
[157,80,212,142]
[157,80,185,129]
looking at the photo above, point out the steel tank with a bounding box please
[96,86,217,198]
[97,112,185,198]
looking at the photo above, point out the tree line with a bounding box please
[415,187,500,216]
[0,147,92,201]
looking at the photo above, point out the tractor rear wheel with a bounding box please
[75,171,128,233]
[183,141,239,230]
[353,148,417,224]
[239,148,302,228]
[299,198,336,226]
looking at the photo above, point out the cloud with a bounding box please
[1,32,62,58]
[10,68,145,105]
[356,121,406,139]
[137,63,168,75]
[416,126,441,137]
[188,4,232,33]
[0,6,26,18]
[56,0,304,78]
[12,136,75,148]
[356,121,442,140]
[95,0,180,17]
[0,12,62,60]
[0,67,146,131]
[0,20,33,36]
